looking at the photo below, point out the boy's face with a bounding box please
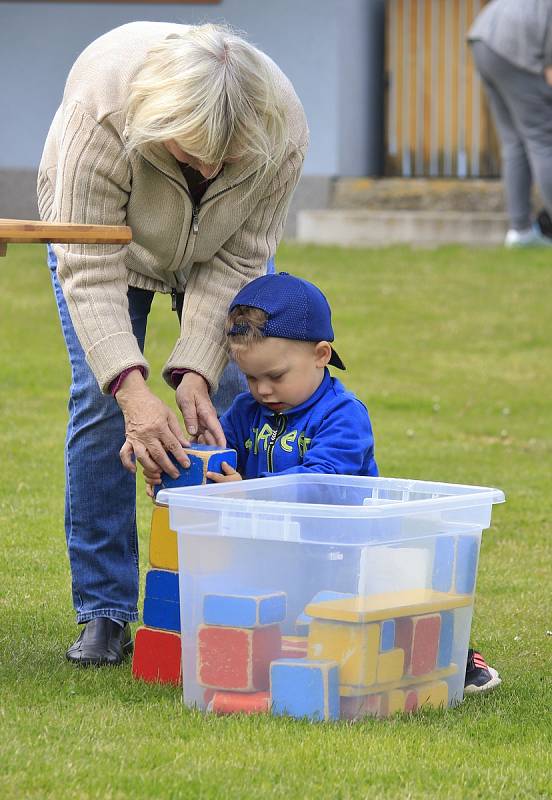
[234,337,332,413]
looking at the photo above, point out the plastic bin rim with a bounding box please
[157,474,505,519]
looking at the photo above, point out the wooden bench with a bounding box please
[0,219,132,256]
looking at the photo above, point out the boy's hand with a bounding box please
[206,461,242,483]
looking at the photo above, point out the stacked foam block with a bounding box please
[301,588,465,720]
[198,590,286,714]
[195,589,339,720]
[131,445,237,686]
[132,459,478,723]
[196,587,462,722]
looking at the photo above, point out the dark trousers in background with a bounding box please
[471,39,552,231]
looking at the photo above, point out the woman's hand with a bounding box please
[206,461,242,483]
[116,370,191,476]
[143,465,161,499]
[175,371,226,446]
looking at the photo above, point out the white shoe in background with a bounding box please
[505,224,552,248]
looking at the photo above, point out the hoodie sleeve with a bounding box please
[260,396,378,478]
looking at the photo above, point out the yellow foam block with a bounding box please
[376,648,405,684]
[339,663,458,696]
[307,619,379,687]
[149,505,178,571]
[305,589,472,624]
[386,689,406,715]
[417,680,449,710]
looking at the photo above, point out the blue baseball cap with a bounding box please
[228,272,345,370]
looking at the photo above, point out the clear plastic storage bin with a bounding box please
[158,475,504,721]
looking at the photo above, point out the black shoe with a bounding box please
[66,618,133,666]
[464,648,501,694]
[536,208,552,239]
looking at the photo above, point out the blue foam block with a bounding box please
[203,590,286,628]
[143,597,180,632]
[270,658,340,721]
[438,611,455,668]
[295,590,355,629]
[187,444,237,467]
[145,569,179,603]
[380,619,395,652]
[455,535,480,594]
[432,536,456,592]
[154,453,204,495]
[205,449,238,481]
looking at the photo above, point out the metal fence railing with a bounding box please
[385,0,500,178]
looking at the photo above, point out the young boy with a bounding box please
[145,271,499,693]
[207,271,377,481]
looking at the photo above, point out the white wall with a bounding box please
[0,0,384,176]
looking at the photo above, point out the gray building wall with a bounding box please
[0,0,385,225]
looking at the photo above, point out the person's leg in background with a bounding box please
[48,245,153,664]
[470,41,534,241]
[502,69,552,236]
[471,40,552,246]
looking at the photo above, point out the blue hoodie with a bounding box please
[220,369,378,479]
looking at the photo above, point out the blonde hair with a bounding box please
[226,305,268,355]
[126,24,289,176]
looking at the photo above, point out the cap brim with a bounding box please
[329,347,346,370]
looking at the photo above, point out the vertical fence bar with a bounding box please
[464,0,474,175]
[384,0,496,178]
[429,0,440,176]
[401,0,412,176]
[471,0,482,176]
[396,0,405,176]
[423,0,433,174]
[457,0,468,177]
[415,0,425,175]
[388,0,399,161]
[443,0,453,176]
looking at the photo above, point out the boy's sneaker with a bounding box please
[504,224,552,248]
[464,648,501,694]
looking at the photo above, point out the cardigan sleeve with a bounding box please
[46,102,149,393]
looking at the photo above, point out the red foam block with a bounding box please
[197,623,281,691]
[405,689,418,712]
[395,618,414,673]
[207,690,271,715]
[395,614,441,676]
[132,626,182,685]
[411,614,441,676]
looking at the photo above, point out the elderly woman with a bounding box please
[38,21,308,665]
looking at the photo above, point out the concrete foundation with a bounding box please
[2,172,525,246]
[297,209,509,247]
[0,169,39,219]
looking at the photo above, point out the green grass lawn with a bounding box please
[0,242,551,799]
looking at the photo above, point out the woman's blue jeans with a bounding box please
[48,246,274,623]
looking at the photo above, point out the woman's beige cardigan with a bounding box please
[38,22,308,393]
